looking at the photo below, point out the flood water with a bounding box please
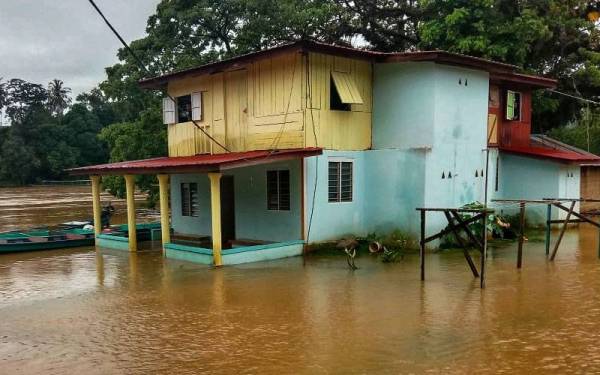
[2,186,600,374]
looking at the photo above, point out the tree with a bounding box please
[3,79,48,123]
[47,79,72,117]
[0,131,41,185]
[99,106,166,206]
[420,0,600,130]
[334,0,422,51]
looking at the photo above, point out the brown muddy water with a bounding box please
[2,186,600,374]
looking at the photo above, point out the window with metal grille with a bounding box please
[267,170,290,210]
[328,161,353,202]
[181,182,199,217]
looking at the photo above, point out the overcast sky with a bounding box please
[0,0,160,99]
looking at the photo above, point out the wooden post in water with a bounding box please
[124,174,137,252]
[517,202,526,268]
[90,175,102,237]
[481,210,487,288]
[550,200,576,261]
[208,173,223,267]
[545,204,552,256]
[157,174,171,251]
[420,210,426,281]
[597,229,600,259]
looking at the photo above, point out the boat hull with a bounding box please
[0,237,95,253]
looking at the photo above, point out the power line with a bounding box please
[305,53,320,244]
[86,0,231,153]
[546,89,600,105]
[87,0,151,77]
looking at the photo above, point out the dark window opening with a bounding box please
[495,156,500,192]
[328,161,353,202]
[181,182,199,217]
[267,170,290,211]
[330,77,351,111]
[177,95,192,123]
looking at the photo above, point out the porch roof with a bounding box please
[68,148,322,175]
[499,137,600,164]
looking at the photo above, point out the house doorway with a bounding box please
[220,175,236,247]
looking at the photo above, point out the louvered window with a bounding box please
[267,170,290,211]
[181,182,199,217]
[328,160,353,202]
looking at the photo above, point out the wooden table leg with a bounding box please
[517,202,525,269]
[420,210,426,281]
[550,200,576,261]
[444,211,479,278]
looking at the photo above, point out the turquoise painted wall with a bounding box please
[492,153,581,224]
[494,153,559,224]
[372,62,489,235]
[303,149,426,241]
[362,149,426,236]
[373,62,436,150]
[233,160,302,242]
[170,174,212,236]
[170,160,302,242]
[303,151,367,242]
[424,65,489,231]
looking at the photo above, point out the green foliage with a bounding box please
[378,229,417,263]
[440,202,517,248]
[358,229,417,263]
[99,106,166,207]
[0,78,112,185]
[0,131,40,185]
[549,109,600,155]
[1,0,598,201]
[420,0,600,131]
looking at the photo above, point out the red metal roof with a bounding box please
[68,148,322,175]
[499,144,600,164]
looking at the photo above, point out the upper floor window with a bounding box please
[177,95,192,123]
[181,182,199,217]
[267,170,290,211]
[506,90,522,121]
[328,160,353,203]
[162,92,203,125]
[330,72,363,111]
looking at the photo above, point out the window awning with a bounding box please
[68,148,322,176]
[331,71,364,104]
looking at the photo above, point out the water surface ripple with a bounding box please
[1,186,600,373]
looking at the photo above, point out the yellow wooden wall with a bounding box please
[166,51,372,156]
[304,52,372,150]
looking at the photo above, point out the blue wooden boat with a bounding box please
[0,228,96,253]
[0,221,163,254]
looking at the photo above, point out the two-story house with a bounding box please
[70,41,600,266]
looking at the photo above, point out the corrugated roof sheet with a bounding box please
[68,148,322,175]
[500,136,600,164]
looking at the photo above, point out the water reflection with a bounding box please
[2,186,600,373]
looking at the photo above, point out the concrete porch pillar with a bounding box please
[157,174,171,250]
[124,174,137,252]
[208,172,223,266]
[90,175,102,237]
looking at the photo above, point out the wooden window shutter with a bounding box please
[191,92,203,121]
[506,91,515,120]
[163,97,176,124]
[487,114,498,144]
[330,72,363,104]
